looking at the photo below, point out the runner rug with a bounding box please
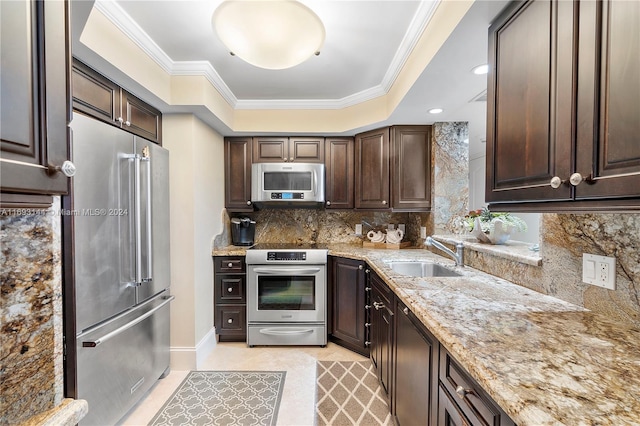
[150,370,286,426]
[315,360,392,425]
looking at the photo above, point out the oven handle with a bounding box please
[251,267,322,275]
[259,328,314,336]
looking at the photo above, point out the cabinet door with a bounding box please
[122,90,162,144]
[391,126,432,211]
[72,58,120,125]
[355,128,390,209]
[224,138,253,211]
[252,137,289,162]
[1,0,70,195]
[438,386,471,426]
[394,301,438,426]
[575,0,640,200]
[289,137,324,163]
[370,271,393,397]
[325,138,354,209]
[330,257,367,353]
[486,0,575,204]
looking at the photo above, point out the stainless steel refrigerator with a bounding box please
[68,112,173,425]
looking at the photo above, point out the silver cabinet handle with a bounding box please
[365,287,371,292]
[550,176,563,189]
[358,265,363,270]
[82,295,174,347]
[228,287,233,292]
[365,341,371,346]
[326,201,331,206]
[228,262,233,267]
[246,200,252,206]
[117,116,124,125]
[403,307,409,315]
[455,385,473,399]
[227,318,233,324]
[365,269,370,274]
[290,157,293,161]
[283,157,287,162]
[125,120,131,127]
[365,305,371,310]
[373,302,384,310]
[382,200,387,205]
[365,323,371,327]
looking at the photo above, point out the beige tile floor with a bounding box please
[121,342,368,426]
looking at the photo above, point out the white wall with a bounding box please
[163,114,225,369]
[469,154,540,244]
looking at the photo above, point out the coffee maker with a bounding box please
[231,217,256,246]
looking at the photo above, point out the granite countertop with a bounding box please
[212,244,640,425]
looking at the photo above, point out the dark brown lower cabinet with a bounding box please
[394,299,439,426]
[439,385,471,426]
[370,270,394,398]
[328,257,369,356]
[214,256,247,341]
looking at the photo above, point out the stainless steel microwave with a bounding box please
[251,162,325,207]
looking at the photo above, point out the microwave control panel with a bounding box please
[270,192,304,200]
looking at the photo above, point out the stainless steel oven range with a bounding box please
[246,244,328,347]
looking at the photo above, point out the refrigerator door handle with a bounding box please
[82,295,175,347]
[134,154,143,286]
[142,152,153,283]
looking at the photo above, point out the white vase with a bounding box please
[470,217,513,245]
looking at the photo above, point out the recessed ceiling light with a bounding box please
[428,108,443,114]
[472,64,489,75]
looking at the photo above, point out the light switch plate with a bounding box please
[420,226,427,239]
[355,224,362,235]
[582,253,616,290]
[398,224,406,233]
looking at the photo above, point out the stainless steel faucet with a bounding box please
[425,236,464,267]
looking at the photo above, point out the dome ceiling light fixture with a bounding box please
[212,0,326,70]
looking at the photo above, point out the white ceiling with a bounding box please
[71,0,510,156]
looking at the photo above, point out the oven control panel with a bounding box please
[267,251,307,261]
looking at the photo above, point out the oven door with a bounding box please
[247,265,326,323]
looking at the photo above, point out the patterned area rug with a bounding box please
[315,361,392,425]
[150,371,286,426]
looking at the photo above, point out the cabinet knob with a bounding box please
[365,323,371,327]
[358,265,363,270]
[227,318,233,324]
[365,305,371,310]
[326,201,331,206]
[228,287,233,292]
[283,158,287,162]
[49,160,76,177]
[116,117,124,125]
[403,307,409,315]
[364,341,371,346]
[227,262,233,267]
[382,200,387,205]
[550,176,564,189]
[365,287,371,292]
[373,302,384,310]
[569,172,586,186]
[365,269,370,274]
[455,385,473,399]
[290,157,293,161]
[125,120,131,127]
[246,201,252,206]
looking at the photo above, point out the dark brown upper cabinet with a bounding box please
[355,128,391,210]
[252,136,324,163]
[324,138,355,209]
[355,125,431,211]
[486,0,640,211]
[1,0,71,200]
[72,58,162,144]
[224,137,253,212]
[391,126,432,211]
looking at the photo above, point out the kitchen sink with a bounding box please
[386,261,461,278]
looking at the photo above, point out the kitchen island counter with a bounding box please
[212,244,640,425]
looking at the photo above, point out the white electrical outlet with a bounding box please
[398,224,406,233]
[420,226,427,239]
[388,224,395,230]
[355,224,362,235]
[582,253,616,290]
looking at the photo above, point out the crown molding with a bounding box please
[94,0,440,111]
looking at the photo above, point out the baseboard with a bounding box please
[170,327,217,370]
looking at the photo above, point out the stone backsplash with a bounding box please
[0,200,63,424]
[214,209,428,248]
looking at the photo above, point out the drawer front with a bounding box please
[214,256,246,273]
[216,305,246,334]
[440,349,511,426]
[215,275,246,304]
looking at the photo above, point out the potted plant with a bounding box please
[463,208,527,244]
